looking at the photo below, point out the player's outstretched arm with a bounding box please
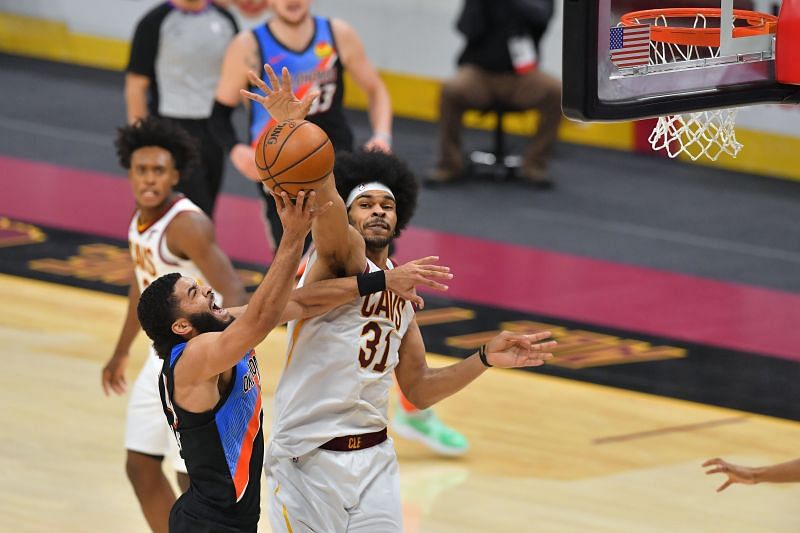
[395,323,556,410]
[703,457,800,492]
[178,191,327,382]
[102,269,140,396]
[279,256,453,323]
[242,65,365,277]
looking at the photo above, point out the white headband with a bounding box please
[345,182,395,208]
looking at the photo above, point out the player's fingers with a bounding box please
[271,190,287,210]
[264,63,280,91]
[419,268,452,279]
[526,331,553,343]
[532,340,558,351]
[247,70,270,94]
[702,458,722,467]
[300,90,320,115]
[295,190,309,212]
[281,66,293,92]
[705,467,724,475]
[411,255,440,265]
[416,277,449,291]
[717,480,732,492]
[101,373,110,396]
[240,89,263,104]
[112,380,125,395]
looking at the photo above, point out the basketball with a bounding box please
[255,119,335,198]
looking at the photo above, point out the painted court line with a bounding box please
[2,155,800,361]
[593,416,749,445]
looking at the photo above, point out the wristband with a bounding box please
[357,270,386,296]
[478,344,492,368]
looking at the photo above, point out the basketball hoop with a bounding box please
[620,8,777,160]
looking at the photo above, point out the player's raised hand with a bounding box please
[702,458,758,492]
[101,353,129,396]
[385,256,452,309]
[241,65,319,122]
[484,330,556,369]
[272,190,332,242]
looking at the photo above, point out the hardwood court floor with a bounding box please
[3,273,799,532]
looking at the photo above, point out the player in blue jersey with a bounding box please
[210,0,470,456]
[209,0,391,249]
[136,187,453,531]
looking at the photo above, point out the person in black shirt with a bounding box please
[428,0,563,188]
[126,0,238,217]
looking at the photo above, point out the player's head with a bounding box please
[115,117,199,210]
[334,151,418,252]
[271,0,311,25]
[138,273,234,359]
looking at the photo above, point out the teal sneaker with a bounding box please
[392,409,469,456]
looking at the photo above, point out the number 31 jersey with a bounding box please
[268,253,414,459]
[249,16,353,151]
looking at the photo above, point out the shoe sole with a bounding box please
[391,420,469,456]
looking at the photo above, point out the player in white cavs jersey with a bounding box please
[246,64,556,533]
[102,117,248,532]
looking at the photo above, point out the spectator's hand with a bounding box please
[363,135,392,153]
[241,65,319,123]
[272,190,332,243]
[484,330,555,369]
[385,256,452,309]
[101,353,129,396]
[230,143,260,181]
[702,458,758,492]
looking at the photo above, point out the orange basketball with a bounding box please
[254,119,334,198]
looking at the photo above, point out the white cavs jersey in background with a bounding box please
[128,196,209,291]
[268,252,415,459]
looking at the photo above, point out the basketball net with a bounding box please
[649,108,742,161]
[620,8,775,161]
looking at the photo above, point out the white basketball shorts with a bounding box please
[124,349,187,474]
[265,439,402,532]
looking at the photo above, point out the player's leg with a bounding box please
[430,65,494,183]
[265,449,350,533]
[346,440,403,533]
[507,70,562,186]
[124,352,180,533]
[392,388,468,456]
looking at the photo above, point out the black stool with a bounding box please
[468,107,522,182]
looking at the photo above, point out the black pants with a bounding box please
[169,493,256,533]
[165,117,225,219]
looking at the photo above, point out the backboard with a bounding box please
[562,0,800,121]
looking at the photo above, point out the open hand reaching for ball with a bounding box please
[241,64,320,123]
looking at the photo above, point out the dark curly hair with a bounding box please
[333,151,418,237]
[115,116,199,176]
[137,272,184,360]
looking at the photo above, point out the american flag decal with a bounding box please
[609,25,651,68]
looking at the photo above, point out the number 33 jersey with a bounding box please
[249,16,353,151]
[268,253,414,458]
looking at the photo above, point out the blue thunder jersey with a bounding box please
[160,343,264,529]
[249,16,353,151]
